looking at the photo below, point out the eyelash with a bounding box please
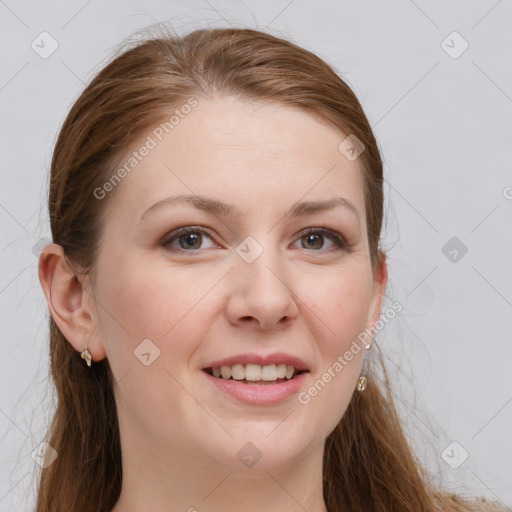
[162,226,352,255]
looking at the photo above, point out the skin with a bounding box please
[39,95,387,512]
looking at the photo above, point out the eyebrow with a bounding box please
[140,194,361,225]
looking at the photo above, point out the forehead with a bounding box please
[101,95,366,227]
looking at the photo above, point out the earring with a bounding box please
[81,346,92,367]
[356,374,367,392]
[356,343,371,392]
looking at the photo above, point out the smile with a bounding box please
[202,366,310,405]
[203,363,307,383]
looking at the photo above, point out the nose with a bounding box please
[225,239,299,331]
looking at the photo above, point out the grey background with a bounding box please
[1,1,511,510]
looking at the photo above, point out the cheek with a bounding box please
[299,270,371,421]
[93,262,214,434]
[296,265,374,351]
[95,260,214,372]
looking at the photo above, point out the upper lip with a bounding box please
[203,352,310,372]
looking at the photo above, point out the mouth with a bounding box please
[201,361,310,405]
[202,364,309,385]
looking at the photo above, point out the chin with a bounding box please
[198,430,315,471]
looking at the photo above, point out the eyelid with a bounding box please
[295,227,348,251]
[161,226,218,250]
[162,225,353,254]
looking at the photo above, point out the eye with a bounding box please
[293,228,349,253]
[162,226,351,254]
[162,227,217,253]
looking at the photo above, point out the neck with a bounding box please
[111,422,329,512]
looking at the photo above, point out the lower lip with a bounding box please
[202,370,309,405]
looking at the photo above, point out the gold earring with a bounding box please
[81,346,92,367]
[356,375,367,391]
[357,344,371,392]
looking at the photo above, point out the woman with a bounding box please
[36,26,508,512]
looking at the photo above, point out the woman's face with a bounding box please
[87,95,386,470]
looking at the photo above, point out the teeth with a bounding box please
[209,363,302,381]
[245,363,262,381]
[220,365,232,379]
[231,363,245,380]
[260,364,276,381]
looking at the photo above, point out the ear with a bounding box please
[365,251,388,345]
[37,243,106,363]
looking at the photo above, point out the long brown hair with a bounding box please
[35,25,508,512]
